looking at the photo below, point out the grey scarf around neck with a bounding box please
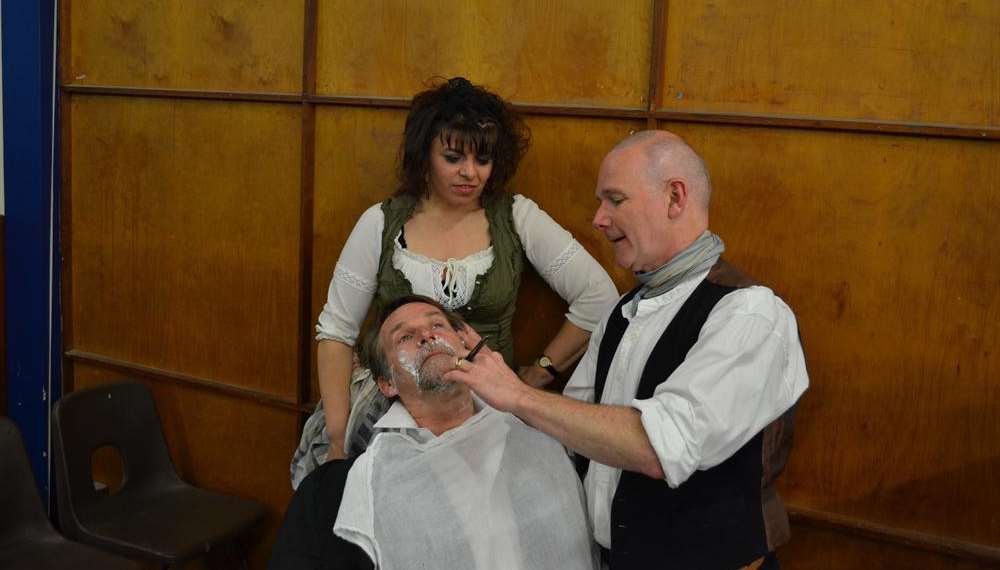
[634,230,725,303]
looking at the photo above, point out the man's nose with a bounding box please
[592,204,609,229]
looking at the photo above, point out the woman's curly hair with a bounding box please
[396,77,531,202]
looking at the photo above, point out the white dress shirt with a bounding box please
[563,268,809,548]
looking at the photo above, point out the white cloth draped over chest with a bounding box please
[316,194,619,344]
[562,268,809,549]
[334,402,598,570]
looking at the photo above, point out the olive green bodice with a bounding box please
[371,193,524,364]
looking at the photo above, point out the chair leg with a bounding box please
[237,537,251,570]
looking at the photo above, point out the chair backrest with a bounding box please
[0,417,55,543]
[51,382,181,532]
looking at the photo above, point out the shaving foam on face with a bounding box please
[395,338,456,392]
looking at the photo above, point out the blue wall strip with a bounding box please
[2,0,58,498]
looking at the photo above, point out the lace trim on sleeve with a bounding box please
[334,263,377,294]
[314,332,355,344]
[541,240,582,280]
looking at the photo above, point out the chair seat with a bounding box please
[78,484,266,564]
[0,535,143,570]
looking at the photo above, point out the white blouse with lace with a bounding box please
[392,244,493,311]
[316,194,618,345]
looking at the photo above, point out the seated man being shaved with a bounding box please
[269,295,597,570]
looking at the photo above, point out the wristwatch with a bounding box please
[535,355,560,380]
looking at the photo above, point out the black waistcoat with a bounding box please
[586,260,795,570]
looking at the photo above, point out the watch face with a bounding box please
[538,356,553,367]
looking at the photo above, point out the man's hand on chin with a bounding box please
[443,347,530,414]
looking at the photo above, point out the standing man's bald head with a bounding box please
[608,130,713,213]
[593,130,713,272]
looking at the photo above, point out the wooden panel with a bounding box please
[662,123,1000,548]
[67,0,305,93]
[60,1,1000,566]
[779,523,998,570]
[315,0,651,107]
[659,1,1000,127]
[73,363,298,568]
[69,95,302,399]
[310,106,407,399]
[510,116,644,367]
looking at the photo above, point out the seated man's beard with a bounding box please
[397,338,459,393]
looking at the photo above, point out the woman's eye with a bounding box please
[443,154,461,164]
[476,156,492,166]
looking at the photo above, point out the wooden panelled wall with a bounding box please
[60,1,999,568]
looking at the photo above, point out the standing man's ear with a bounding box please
[666,178,689,219]
[377,377,398,398]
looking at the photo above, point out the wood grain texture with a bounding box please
[512,116,645,292]
[298,102,317,406]
[509,116,644,367]
[789,505,1000,564]
[779,522,999,570]
[60,79,77,396]
[69,95,302,399]
[309,106,407,400]
[315,0,651,107]
[61,1,1000,566]
[659,1,1000,127]
[67,0,305,92]
[73,363,298,569]
[661,122,1000,549]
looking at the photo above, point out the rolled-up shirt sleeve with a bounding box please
[511,195,619,332]
[631,288,809,488]
[315,205,384,345]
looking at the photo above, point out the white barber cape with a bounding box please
[334,399,598,570]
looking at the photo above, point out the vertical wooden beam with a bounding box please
[645,0,667,130]
[297,0,318,407]
[59,0,75,395]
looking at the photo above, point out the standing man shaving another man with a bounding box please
[446,131,809,569]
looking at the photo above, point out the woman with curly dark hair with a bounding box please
[291,77,618,487]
